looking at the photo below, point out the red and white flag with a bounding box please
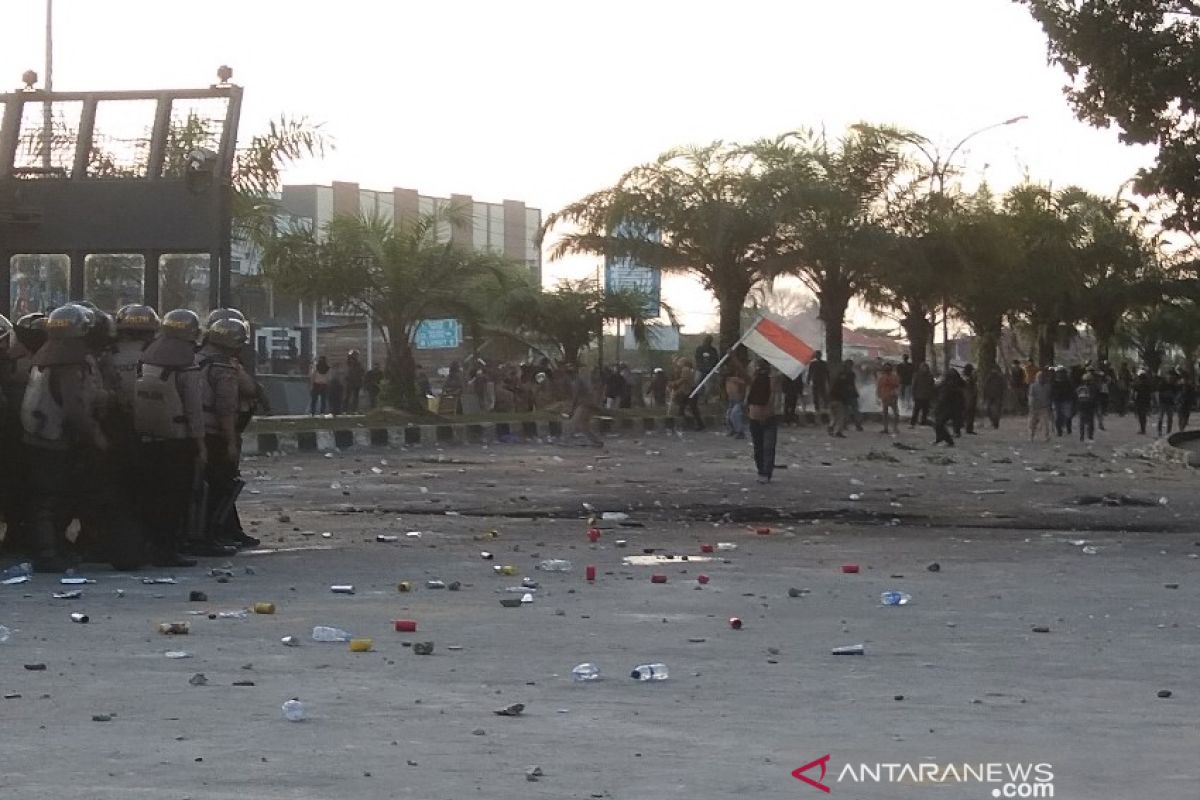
[741,314,815,379]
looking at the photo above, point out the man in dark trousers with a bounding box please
[806,351,830,413]
[960,363,979,434]
[1009,359,1028,414]
[982,364,1005,429]
[897,353,914,410]
[746,360,777,484]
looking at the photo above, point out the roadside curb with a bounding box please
[240,410,860,455]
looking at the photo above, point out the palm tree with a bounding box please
[749,125,909,363]
[262,207,523,410]
[542,142,778,354]
[496,279,671,367]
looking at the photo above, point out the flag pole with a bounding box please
[687,317,759,400]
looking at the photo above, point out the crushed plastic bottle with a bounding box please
[311,625,353,642]
[630,663,669,681]
[538,559,573,572]
[1,562,33,585]
[216,609,249,619]
[715,543,738,551]
[282,698,305,722]
[572,663,601,682]
[880,591,912,607]
[0,624,11,643]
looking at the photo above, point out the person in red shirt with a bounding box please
[876,362,901,434]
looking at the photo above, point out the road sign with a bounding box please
[413,318,461,349]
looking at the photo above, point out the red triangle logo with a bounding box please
[792,754,832,793]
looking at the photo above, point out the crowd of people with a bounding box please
[0,304,265,573]
[308,351,381,415]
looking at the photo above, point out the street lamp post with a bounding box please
[923,116,1028,374]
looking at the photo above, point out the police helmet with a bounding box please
[161,308,202,343]
[115,304,161,334]
[45,304,90,340]
[205,307,246,327]
[206,317,249,350]
[87,310,118,346]
[14,313,47,350]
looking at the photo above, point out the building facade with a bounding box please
[277,182,542,286]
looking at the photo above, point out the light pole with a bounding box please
[920,116,1028,374]
[42,0,53,171]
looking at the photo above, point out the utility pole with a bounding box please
[42,0,53,171]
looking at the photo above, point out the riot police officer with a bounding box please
[0,313,46,556]
[21,305,106,572]
[134,309,204,567]
[198,317,256,551]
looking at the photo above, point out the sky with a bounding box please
[0,0,1157,333]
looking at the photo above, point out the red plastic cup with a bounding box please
[697,574,710,585]
[394,619,417,632]
[841,564,860,574]
[650,574,668,584]
[729,617,743,630]
[587,528,601,543]
[755,527,771,536]
[700,544,714,553]
[585,565,596,581]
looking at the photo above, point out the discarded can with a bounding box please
[585,565,596,582]
[480,551,494,560]
[70,612,90,624]
[158,622,190,635]
[348,637,374,652]
[376,534,399,543]
[330,585,355,594]
[587,528,601,543]
[755,527,771,536]
[426,580,446,589]
[405,531,422,538]
[253,602,276,615]
[495,565,517,576]
[650,574,668,584]
[841,564,860,574]
[729,616,743,630]
[832,644,865,656]
[697,575,710,585]
[280,636,300,647]
[394,619,418,632]
[700,544,714,553]
[397,581,415,592]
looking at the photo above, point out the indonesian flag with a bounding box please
[742,314,815,379]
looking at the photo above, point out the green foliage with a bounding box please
[1020,0,1200,230]
[262,207,525,411]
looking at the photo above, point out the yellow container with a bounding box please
[398,581,415,593]
[498,565,516,576]
[349,638,374,652]
[253,602,276,615]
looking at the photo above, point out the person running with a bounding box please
[982,364,1005,429]
[724,365,748,439]
[933,368,963,446]
[876,362,900,434]
[565,365,602,446]
[910,362,935,427]
[1051,367,1074,436]
[896,353,914,410]
[828,360,857,438]
[1132,370,1153,434]
[1178,372,1195,430]
[806,351,829,413]
[961,363,979,435]
[1009,360,1028,415]
[1028,369,1054,442]
[1157,369,1179,436]
[1075,372,1098,442]
[746,360,777,484]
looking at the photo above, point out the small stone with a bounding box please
[413,641,435,656]
[525,765,543,782]
[472,728,486,736]
[24,663,46,671]
[232,680,255,687]
[1031,626,1051,634]
[767,647,781,655]
[1164,583,1179,589]
[1157,689,1172,698]
[92,714,112,722]
[406,759,418,766]
[4,692,22,699]
[927,562,941,572]
[494,703,525,716]
[188,673,208,686]
[189,591,208,602]
[894,695,905,701]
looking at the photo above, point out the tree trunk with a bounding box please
[1033,318,1057,367]
[381,329,422,413]
[819,293,850,365]
[901,312,930,368]
[716,285,750,355]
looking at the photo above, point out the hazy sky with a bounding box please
[1,0,1155,331]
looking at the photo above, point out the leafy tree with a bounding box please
[496,279,669,367]
[749,125,909,363]
[543,142,778,354]
[1020,0,1200,231]
[262,208,524,411]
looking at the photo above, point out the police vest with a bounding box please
[135,364,196,440]
[111,340,145,414]
[21,364,84,443]
[199,355,236,432]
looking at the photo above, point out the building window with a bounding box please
[159,254,210,314]
[9,254,69,316]
[85,254,146,309]
[488,205,505,253]
[473,202,489,250]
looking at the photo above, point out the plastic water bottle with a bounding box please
[1,562,33,585]
[282,698,305,722]
[630,663,669,681]
[715,543,738,551]
[538,559,573,572]
[0,625,11,643]
[572,663,601,682]
[311,625,352,642]
[880,591,912,606]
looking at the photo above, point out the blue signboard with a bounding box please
[604,222,661,315]
[413,319,462,350]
